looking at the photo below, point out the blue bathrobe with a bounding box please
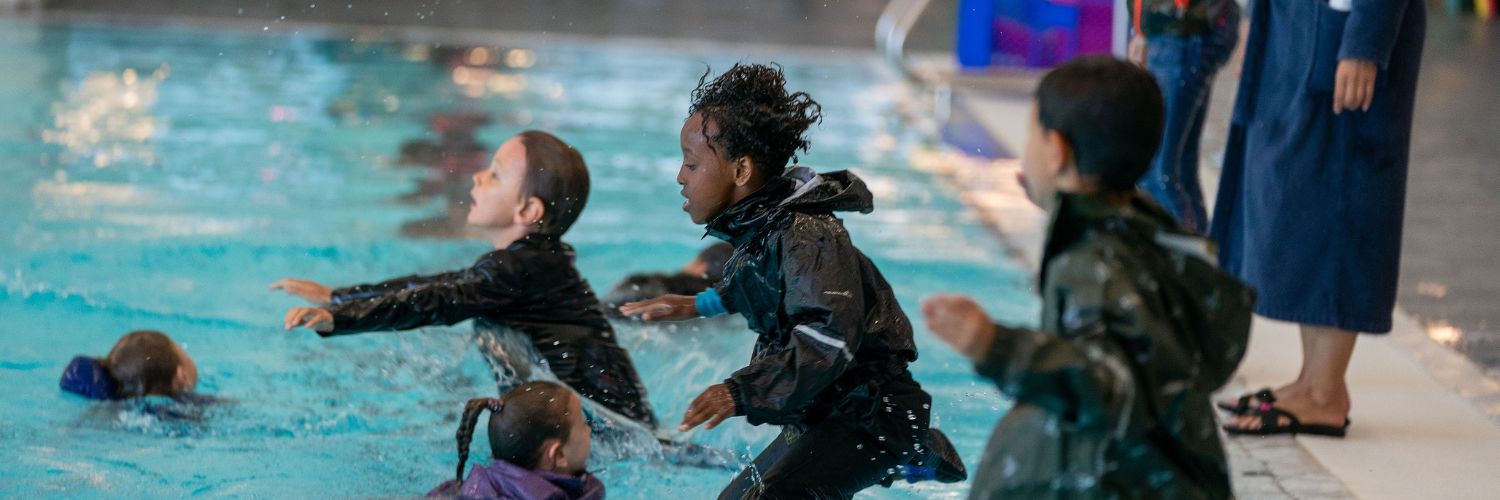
[1209,0,1425,333]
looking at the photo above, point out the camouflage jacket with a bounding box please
[968,193,1254,499]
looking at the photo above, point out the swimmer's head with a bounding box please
[453,381,591,484]
[104,330,197,398]
[677,63,822,224]
[1022,55,1163,210]
[468,131,590,236]
[683,242,735,282]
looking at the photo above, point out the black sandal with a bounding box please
[1217,387,1276,415]
[1223,405,1351,438]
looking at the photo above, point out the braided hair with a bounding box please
[688,63,823,180]
[452,381,577,486]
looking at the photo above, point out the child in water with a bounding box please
[428,381,602,500]
[274,130,657,430]
[599,242,734,317]
[60,330,200,401]
[622,63,964,498]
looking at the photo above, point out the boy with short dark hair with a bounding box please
[922,55,1254,499]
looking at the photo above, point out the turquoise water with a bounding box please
[0,19,1036,498]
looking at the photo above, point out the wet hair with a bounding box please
[688,63,823,179]
[1035,55,1164,191]
[103,330,186,398]
[696,242,735,282]
[517,130,591,236]
[452,381,577,485]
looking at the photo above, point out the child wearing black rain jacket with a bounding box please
[622,64,963,499]
[276,131,656,429]
[923,56,1254,499]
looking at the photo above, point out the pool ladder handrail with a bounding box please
[875,0,933,83]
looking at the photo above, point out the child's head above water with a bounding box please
[468,130,590,237]
[453,381,592,484]
[683,242,735,282]
[677,63,823,224]
[1022,55,1164,209]
[107,330,197,398]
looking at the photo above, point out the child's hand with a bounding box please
[270,278,333,305]
[921,294,996,360]
[284,307,334,333]
[678,383,737,432]
[618,295,698,321]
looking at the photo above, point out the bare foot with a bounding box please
[1224,383,1349,431]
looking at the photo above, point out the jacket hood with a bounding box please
[705,167,873,244]
[1042,192,1254,388]
[456,460,604,500]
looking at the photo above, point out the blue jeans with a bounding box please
[1139,9,1240,233]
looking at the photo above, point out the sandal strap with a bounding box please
[1251,405,1301,433]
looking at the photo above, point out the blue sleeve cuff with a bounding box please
[695,289,727,318]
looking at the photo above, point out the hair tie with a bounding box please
[487,399,504,413]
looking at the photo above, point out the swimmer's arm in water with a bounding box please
[283,256,526,336]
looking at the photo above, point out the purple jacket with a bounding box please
[427,461,604,500]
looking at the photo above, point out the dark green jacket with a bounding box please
[969,193,1254,499]
[1129,0,1239,37]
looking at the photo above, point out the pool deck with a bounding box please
[941,14,1500,498]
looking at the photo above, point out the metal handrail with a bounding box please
[874,0,933,82]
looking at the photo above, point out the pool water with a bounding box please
[0,19,1037,498]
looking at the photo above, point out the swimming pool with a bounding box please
[0,18,1036,498]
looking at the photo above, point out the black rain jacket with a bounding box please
[708,167,929,453]
[323,234,658,427]
[969,193,1254,499]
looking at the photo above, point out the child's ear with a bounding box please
[519,195,547,227]
[1045,129,1073,176]
[541,439,565,470]
[732,157,756,187]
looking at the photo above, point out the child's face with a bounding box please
[1020,102,1066,211]
[559,393,591,475]
[467,137,533,229]
[677,113,744,225]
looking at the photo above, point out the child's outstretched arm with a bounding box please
[618,294,698,321]
[324,271,466,305]
[922,255,1148,432]
[284,255,526,336]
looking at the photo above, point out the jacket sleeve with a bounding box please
[724,222,865,425]
[973,251,1140,432]
[1338,0,1411,67]
[329,271,465,305]
[322,255,526,336]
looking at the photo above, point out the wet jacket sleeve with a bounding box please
[724,223,864,425]
[330,271,464,305]
[322,255,526,336]
[1338,0,1411,67]
[973,252,1139,432]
